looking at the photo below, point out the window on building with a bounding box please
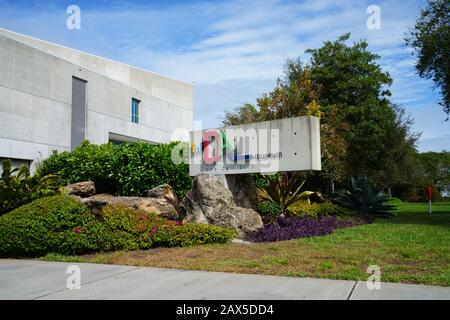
[131,98,140,123]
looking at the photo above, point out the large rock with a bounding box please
[224,174,259,209]
[180,174,263,238]
[147,184,179,206]
[62,181,96,198]
[78,186,179,220]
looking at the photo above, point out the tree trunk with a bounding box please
[387,186,392,198]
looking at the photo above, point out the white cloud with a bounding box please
[0,0,448,151]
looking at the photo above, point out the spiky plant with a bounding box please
[257,172,314,215]
[334,176,393,215]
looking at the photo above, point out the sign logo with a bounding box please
[189,116,321,176]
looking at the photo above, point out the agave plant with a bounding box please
[334,176,393,215]
[257,172,314,215]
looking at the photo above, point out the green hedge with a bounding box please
[0,195,112,257]
[0,196,236,257]
[257,200,356,220]
[156,224,237,247]
[36,141,192,198]
[289,201,356,218]
[256,201,281,224]
[100,204,173,250]
[101,205,236,249]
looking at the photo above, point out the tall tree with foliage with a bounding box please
[373,105,421,195]
[305,33,409,179]
[417,151,450,191]
[405,0,450,115]
[224,60,348,188]
[223,34,419,195]
[306,33,393,110]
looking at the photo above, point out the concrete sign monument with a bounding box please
[189,116,321,176]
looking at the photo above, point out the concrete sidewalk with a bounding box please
[0,259,449,300]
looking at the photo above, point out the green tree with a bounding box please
[306,33,393,110]
[373,105,421,196]
[223,34,419,195]
[416,151,450,191]
[304,33,411,178]
[405,0,450,115]
[223,103,261,126]
[223,61,347,189]
[392,151,449,202]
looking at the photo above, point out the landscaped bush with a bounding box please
[36,140,192,198]
[99,204,177,250]
[156,224,237,247]
[0,195,112,257]
[288,201,320,217]
[0,159,61,216]
[387,197,403,203]
[257,201,281,224]
[289,201,356,218]
[248,216,372,242]
[0,198,236,257]
[99,205,235,249]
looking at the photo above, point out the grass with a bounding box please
[40,201,450,286]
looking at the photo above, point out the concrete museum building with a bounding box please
[0,28,193,173]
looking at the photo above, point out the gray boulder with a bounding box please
[62,181,96,198]
[147,184,179,206]
[77,184,179,220]
[224,174,259,209]
[181,174,263,238]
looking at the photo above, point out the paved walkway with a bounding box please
[1,259,449,300]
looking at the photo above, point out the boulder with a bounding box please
[62,181,96,198]
[224,174,259,209]
[147,184,179,207]
[79,192,179,220]
[180,174,263,238]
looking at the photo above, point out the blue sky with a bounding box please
[0,0,449,152]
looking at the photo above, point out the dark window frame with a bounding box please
[131,98,140,124]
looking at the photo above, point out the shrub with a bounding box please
[0,159,61,215]
[288,201,321,217]
[248,216,372,242]
[0,197,237,258]
[156,223,236,247]
[0,195,112,257]
[387,197,403,204]
[100,204,177,250]
[257,172,314,214]
[257,201,281,224]
[317,202,356,217]
[289,201,355,218]
[36,141,192,198]
[100,205,235,249]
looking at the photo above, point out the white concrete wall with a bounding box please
[0,29,193,173]
[0,28,193,109]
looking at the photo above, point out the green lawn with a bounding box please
[41,201,450,286]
